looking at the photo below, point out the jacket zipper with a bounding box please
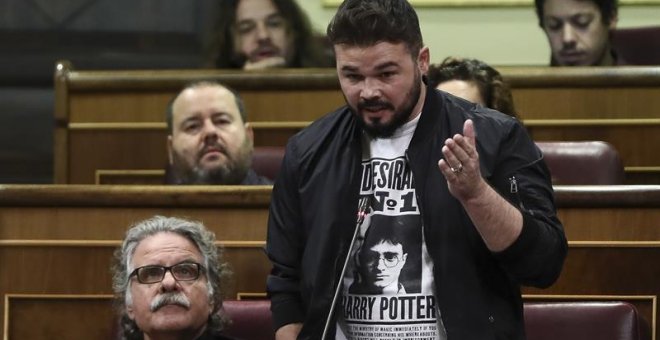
[509,176,518,193]
[509,175,527,211]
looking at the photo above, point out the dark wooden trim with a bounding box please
[58,65,660,91]
[554,185,660,207]
[0,185,272,207]
[1,184,660,207]
[499,66,660,87]
[64,67,341,91]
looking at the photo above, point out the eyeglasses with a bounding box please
[363,252,401,268]
[129,262,203,284]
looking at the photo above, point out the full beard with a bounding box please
[170,140,253,185]
[351,71,423,138]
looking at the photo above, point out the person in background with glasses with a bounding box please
[112,215,234,340]
[350,222,410,295]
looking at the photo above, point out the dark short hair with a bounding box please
[166,81,246,134]
[112,216,230,340]
[534,0,618,26]
[428,57,518,118]
[327,0,423,57]
[362,219,408,255]
[206,0,333,68]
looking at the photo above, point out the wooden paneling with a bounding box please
[0,243,269,303]
[513,87,660,119]
[522,294,656,340]
[522,244,659,340]
[67,89,344,123]
[554,185,660,241]
[4,295,115,340]
[62,121,660,184]
[499,66,660,119]
[0,186,274,335]
[4,294,654,340]
[0,186,272,240]
[54,63,660,184]
[68,128,166,184]
[526,121,660,167]
[96,170,164,185]
[56,65,660,123]
[559,207,660,241]
[1,185,660,338]
[63,123,301,184]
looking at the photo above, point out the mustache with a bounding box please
[249,42,281,58]
[150,292,191,312]
[358,99,394,112]
[198,142,228,160]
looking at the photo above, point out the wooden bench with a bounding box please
[222,299,651,340]
[54,62,660,184]
[98,142,628,186]
[4,296,651,339]
[0,184,272,332]
[1,185,659,338]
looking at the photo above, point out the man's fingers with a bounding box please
[457,119,476,157]
[463,119,475,141]
[446,137,469,162]
[442,144,462,170]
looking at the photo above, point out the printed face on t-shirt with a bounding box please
[360,240,408,293]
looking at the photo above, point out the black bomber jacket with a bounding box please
[266,86,568,340]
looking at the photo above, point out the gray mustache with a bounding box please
[150,292,191,312]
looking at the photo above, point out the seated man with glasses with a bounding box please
[112,215,234,340]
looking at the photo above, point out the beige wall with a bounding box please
[297,2,660,66]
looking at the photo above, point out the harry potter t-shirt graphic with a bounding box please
[336,115,444,340]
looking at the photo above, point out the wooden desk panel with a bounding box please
[69,91,174,123]
[68,89,343,124]
[61,121,660,184]
[0,186,273,327]
[4,294,654,340]
[1,185,659,241]
[527,121,660,167]
[5,295,116,340]
[58,65,342,124]
[511,88,660,120]
[2,185,658,338]
[521,243,660,340]
[55,63,660,184]
[500,65,660,119]
[559,207,660,241]
[0,186,271,240]
[67,128,165,184]
[0,244,268,300]
[63,124,301,184]
[58,64,660,123]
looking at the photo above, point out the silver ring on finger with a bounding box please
[450,162,463,174]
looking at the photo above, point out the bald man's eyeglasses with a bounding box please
[129,262,203,284]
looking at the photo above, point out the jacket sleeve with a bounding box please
[490,122,568,288]
[266,140,306,329]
